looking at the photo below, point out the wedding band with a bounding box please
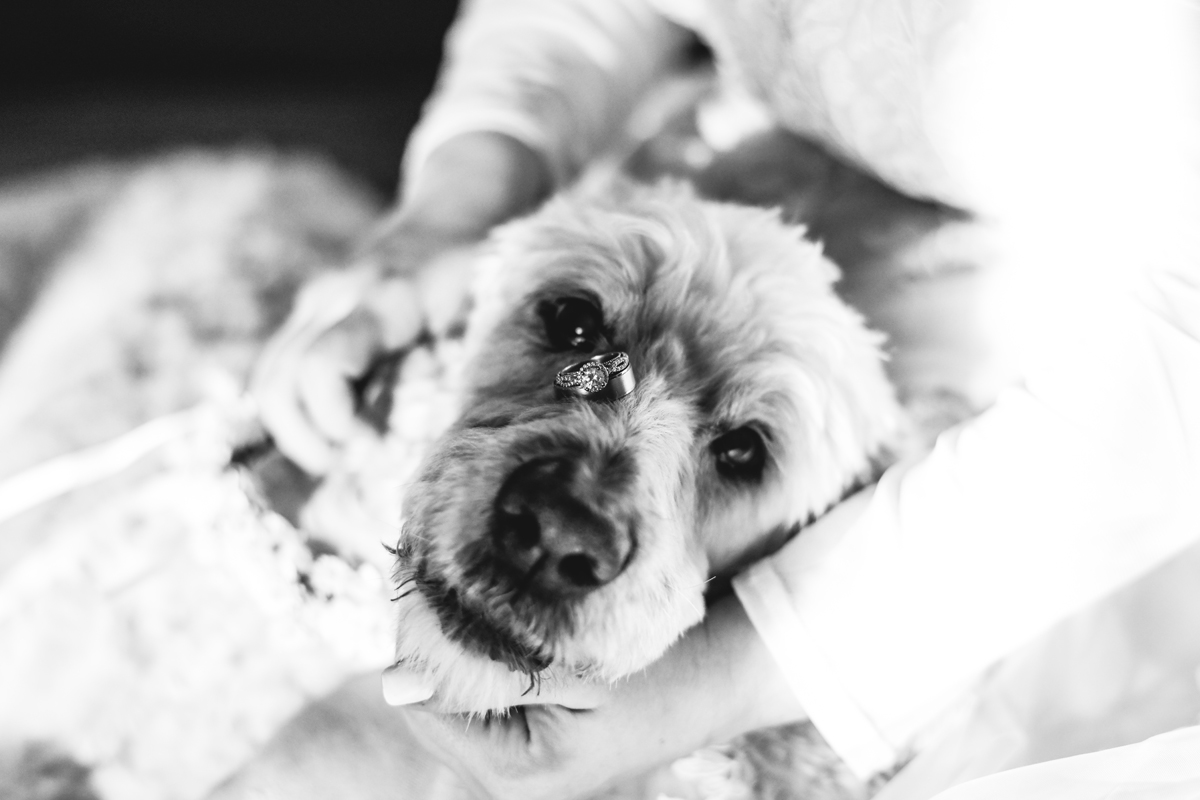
[554,352,636,401]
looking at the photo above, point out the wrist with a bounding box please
[402,132,552,238]
[359,133,551,279]
[703,594,807,742]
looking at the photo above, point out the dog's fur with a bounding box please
[215,121,1003,798]
[0,138,996,800]
[388,179,901,711]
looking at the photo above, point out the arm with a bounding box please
[255,0,690,473]
[735,0,1200,779]
[252,132,552,474]
[402,0,690,193]
[405,592,805,800]
[374,0,692,266]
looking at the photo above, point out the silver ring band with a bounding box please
[554,351,636,401]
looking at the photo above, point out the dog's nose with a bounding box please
[492,458,633,597]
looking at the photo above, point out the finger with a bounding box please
[363,276,424,350]
[413,246,477,337]
[381,663,435,707]
[252,330,337,475]
[297,309,383,444]
[252,270,376,474]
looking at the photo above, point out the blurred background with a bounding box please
[0,10,471,799]
[0,0,460,197]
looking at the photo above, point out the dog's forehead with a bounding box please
[504,187,839,417]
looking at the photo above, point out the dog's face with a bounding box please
[392,183,899,709]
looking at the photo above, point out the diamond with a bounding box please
[576,361,609,393]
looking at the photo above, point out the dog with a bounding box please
[386,177,902,715]
[0,133,995,800]
[214,175,909,800]
[210,118,1004,796]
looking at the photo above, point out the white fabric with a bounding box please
[928,725,1200,800]
[734,0,1200,781]
[403,0,1200,793]
[869,540,1200,800]
[401,0,688,193]
[405,0,983,207]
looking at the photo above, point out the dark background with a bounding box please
[0,0,461,197]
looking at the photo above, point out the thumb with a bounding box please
[380,663,435,706]
[362,275,424,350]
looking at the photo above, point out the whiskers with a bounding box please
[662,575,713,619]
[391,575,418,603]
[521,670,545,698]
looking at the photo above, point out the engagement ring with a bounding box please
[554,351,635,401]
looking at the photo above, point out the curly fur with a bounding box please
[0,148,982,800]
[389,180,902,720]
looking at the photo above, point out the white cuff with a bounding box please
[733,559,900,779]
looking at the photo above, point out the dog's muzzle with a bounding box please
[492,456,635,599]
[554,351,635,401]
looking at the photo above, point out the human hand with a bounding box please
[384,596,806,800]
[253,133,550,475]
[251,220,478,474]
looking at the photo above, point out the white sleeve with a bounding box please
[401,0,689,194]
[735,0,1200,781]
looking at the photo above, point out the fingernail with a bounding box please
[381,663,435,706]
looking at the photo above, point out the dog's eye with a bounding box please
[539,297,603,352]
[710,427,766,480]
